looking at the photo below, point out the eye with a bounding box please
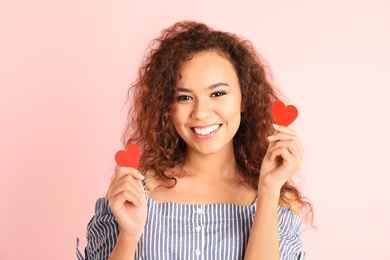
[211,91,226,97]
[177,95,193,101]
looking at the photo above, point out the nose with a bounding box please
[191,97,212,120]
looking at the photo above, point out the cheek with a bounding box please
[226,96,242,115]
[171,115,179,131]
[225,98,242,127]
[171,104,190,123]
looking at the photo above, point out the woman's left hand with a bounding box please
[258,124,305,195]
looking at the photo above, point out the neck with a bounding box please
[183,144,238,182]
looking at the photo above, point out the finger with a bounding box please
[269,139,300,156]
[267,133,304,156]
[112,167,145,185]
[108,178,145,204]
[266,135,292,155]
[275,145,304,172]
[270,142,304,163]
[118,176,144,195]
[109,190,145,210]
[273,124,297,135]
[108,176,144,199]
[269,144,296,160]
[267,132,297,142]
[107,168,144,196]
[280,148,304,173]
[118,166,145,180]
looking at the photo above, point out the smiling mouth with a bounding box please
[192,124,221,136]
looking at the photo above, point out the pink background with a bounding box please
[1,1,389,259]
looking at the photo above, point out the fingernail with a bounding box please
[267,135,275,141]
[273,124,281,128]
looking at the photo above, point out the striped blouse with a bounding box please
[77,197,305,260]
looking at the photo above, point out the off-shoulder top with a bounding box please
[77,196,305,260]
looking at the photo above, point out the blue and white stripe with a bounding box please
[77,197,305,260]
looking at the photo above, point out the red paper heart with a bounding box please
[115,144,140,168]
[271,101,298,126]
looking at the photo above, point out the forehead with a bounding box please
[177,51,238,86]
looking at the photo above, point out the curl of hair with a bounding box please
[122,21,312,221]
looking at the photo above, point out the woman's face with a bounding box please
[172,51,242,156]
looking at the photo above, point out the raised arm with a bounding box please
[106,167,147,260]
[245,124,305,260]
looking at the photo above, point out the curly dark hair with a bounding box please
[122,20,312,218]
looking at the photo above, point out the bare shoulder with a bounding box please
[279,191,300,215]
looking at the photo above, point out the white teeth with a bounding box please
[193,125,220,135]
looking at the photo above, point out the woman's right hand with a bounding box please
[106,166,147,239]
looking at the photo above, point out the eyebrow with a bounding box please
[176,82,230,92]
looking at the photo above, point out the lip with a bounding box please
[191,124,222,139]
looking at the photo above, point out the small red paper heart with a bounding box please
[271,101,298,126]
[115,144,140,168]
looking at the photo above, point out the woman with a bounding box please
[78,20,312,260]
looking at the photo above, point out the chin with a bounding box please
[189,142,233,156]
